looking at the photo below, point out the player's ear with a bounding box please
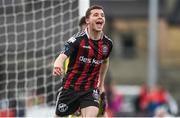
[85,18,89,24]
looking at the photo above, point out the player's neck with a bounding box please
[87,27,102,40]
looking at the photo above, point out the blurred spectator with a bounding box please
[139,84,149,112]
[147,85,168,116]
[135,84,179,117]
[104,76,123,117]
[137,84,169,116]
[110,90,123,117]
[134,84,149,116]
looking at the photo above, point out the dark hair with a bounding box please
[79,16,86,27]
[85,5,104,19]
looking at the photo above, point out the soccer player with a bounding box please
[79,16,87,32]
[53,5,113,117]
[64,16,87,73]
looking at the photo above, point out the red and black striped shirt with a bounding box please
[62,30,113,91]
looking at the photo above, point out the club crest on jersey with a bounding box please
[92,89,99,100]
[102,45,109,56]
[58,103,68,112]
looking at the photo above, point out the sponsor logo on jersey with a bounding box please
[79,56,91,64]
[82,45,91,49]
[58,103,68,112]
[79,56,103,65]
[102,45,109,56]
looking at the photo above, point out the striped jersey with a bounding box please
[62,29,113,91]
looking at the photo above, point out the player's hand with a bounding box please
[53,67,64,76]
[99,92,107,116]
[98,86,105,95]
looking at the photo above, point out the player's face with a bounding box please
[87,9,105,32]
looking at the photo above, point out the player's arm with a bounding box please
[98,57,109,93]
[53,36,77,77]
[53,53,68,76]
[97,58,109,117]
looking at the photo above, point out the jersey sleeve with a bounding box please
[61,37,77,57]
[106,39,113,58]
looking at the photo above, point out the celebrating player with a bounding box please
[53,5,113,117]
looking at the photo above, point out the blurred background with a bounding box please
[0,0,180,117]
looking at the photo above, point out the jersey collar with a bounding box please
[85,28,104,41]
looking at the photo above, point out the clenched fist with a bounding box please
[52,67,64,76]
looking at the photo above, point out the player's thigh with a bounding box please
[55,88,79,117]
[81,106,99,117]
[80,89,100,117]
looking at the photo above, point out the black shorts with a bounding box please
[55,87,100,117]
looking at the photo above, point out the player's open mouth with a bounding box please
[96,21,103,25]
[96,21,103,28]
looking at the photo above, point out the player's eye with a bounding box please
[93,13,99,17]
[101,13,105,17]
